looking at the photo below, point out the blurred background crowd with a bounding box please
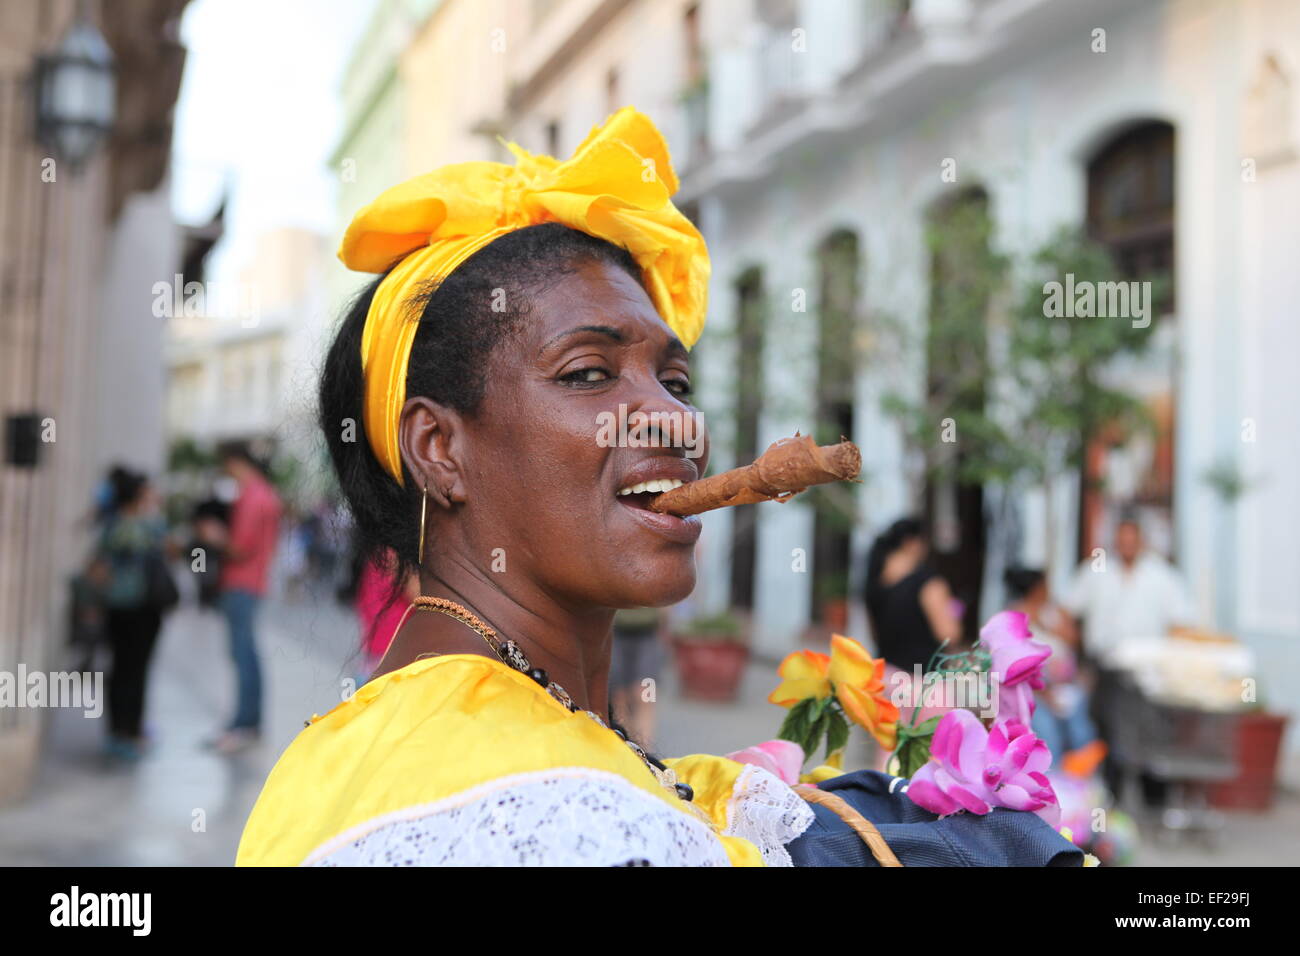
[1,0,1297,865]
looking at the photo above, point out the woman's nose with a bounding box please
[623,381,708,461]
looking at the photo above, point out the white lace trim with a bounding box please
[721,765,815,867]
[303,768,731,867]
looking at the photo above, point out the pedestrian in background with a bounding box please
[189,496,231,610]
[608,605,664,746]
[863,517,963,673]
[1003,566,1099,761]
[863,517,963,768]
[202,442,281,754]
[88,468,176,761]
[354,547,418,680]
[1063,513,1194,664]
[1063,511,1194,806]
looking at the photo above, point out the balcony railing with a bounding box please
[678,77,710,171]
[756,25,807,110]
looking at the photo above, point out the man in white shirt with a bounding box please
[1064,517,1195,663]
[1065,516,1195,809]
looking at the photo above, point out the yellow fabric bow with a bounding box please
[338,106,710,484]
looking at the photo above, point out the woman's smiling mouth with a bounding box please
[617,477,686,495]
[616,476,685,511]
[613,468,700,543]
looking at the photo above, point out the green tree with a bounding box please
[1001,228,1159,574]
[883,223,1159,577]
[883,192,1011,492]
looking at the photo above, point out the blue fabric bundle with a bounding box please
[786,770,1084,867]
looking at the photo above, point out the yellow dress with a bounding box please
[236,654,813,866]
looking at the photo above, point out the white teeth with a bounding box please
[617,477,684,496]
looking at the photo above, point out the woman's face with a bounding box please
[124,481,155,515]
[902,535,928,563]
[456,258,710,609]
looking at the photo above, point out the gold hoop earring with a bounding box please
[418,480,428,566]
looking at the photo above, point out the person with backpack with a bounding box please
[88,468,176,761]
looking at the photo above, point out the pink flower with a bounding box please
[980,611,1052,724]
[907,710,1060,828]
[725,739,805,785]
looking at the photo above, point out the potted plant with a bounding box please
[814,572,851,634]
[1209,705,1290,811]
[671,609,750,701]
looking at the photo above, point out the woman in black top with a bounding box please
[863,517,962,673]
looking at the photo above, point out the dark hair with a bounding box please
[319,222,644,591]
[1003,566,1045,602]
[218,440,260,469]
[863,516,926,599]
[109,468,148,511]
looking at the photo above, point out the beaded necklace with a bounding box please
[411,596,696,806]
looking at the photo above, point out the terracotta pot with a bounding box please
[821,598,849,634]
[672,638,749,701]
[1208,711,1290,811]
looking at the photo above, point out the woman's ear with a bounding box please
[398,396,466,509]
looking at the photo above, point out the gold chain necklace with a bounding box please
[411,596,696,806]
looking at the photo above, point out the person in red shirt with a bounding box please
[205,442,281,754]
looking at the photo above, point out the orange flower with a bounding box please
[828,634,900,751]
[768,649,831,707]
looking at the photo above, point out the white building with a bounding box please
[676,0,1299,745]
[0,0,190,802]
[334,0,1299,744]
[165,227,332,500]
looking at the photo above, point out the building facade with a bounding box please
[330,0,1299,742]
[679,0,1300,744]
[0,0,189,802]
[164,226,331,494]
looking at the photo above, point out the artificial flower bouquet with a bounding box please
[730,611,1095,849]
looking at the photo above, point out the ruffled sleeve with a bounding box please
[665,755,815,867]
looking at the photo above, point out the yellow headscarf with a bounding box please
[338,106,710,485]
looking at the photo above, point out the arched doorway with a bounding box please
[728,266,766,611]
[1081,120,1177,558]
[810,230,859,630]
[923,187,997,640]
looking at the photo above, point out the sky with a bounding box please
[170,0,378,285]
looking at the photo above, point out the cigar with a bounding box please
[649,434,861,517]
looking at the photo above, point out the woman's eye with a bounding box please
[663,378,693,397]
[561,367,611,385]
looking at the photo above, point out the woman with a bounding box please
[90,468,172,760]
[861,518,963,766]
[237,109,1079,867]
[863,517,963,674]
